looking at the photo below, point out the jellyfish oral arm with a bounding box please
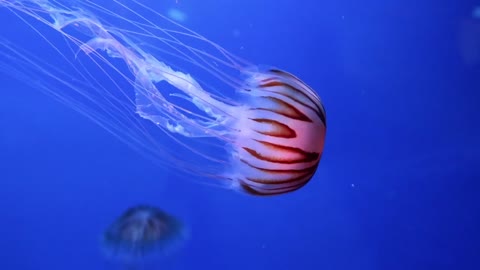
[77,28,230,138]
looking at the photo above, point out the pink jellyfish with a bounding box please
[0,0,326,195]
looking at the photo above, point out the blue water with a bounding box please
[0,0,479,269]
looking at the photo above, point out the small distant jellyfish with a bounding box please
[102,205,186,264]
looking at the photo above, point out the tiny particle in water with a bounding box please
[232,29,241,38]
[167,8,187,22]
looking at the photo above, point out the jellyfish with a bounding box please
[102,205,185,264]
[0,0,327,195]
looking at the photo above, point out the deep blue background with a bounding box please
[0,0,479,269]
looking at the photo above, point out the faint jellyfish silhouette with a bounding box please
[102,205,186,267]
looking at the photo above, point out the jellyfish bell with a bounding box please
[0,0,326,195]
[102,205,186,264]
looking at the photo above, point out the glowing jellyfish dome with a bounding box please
[102,205,186,263]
